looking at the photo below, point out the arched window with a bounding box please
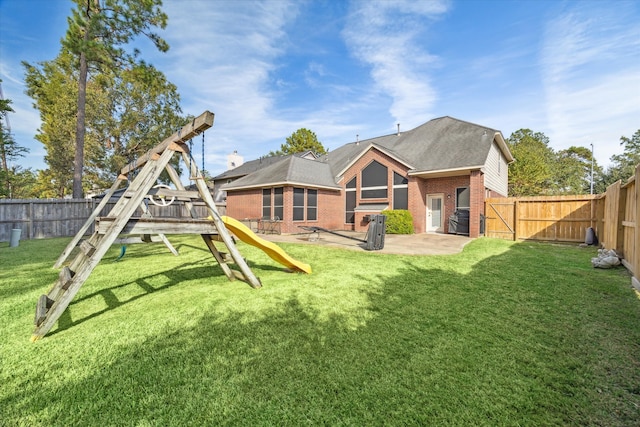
[361,161,387,199]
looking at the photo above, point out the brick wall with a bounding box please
[226,187,342,233]
[343,147,412,232]
[226,151,489,237]
[225,189,262,220]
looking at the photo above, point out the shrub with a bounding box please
[382,210,414,234]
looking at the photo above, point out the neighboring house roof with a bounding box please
[213,151,319,181]
[213,155,287,181]
[222,155,341,191]
[219,116,514,190]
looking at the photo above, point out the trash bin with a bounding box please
[9,228,21,247]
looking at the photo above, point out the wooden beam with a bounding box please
[35,295,54,326]
[97,217,219,235]
[124,187,201,200]
[120,111,214,175]
[180,150,262,288]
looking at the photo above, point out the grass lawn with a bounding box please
[1,236,639,426]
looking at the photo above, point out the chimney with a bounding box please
[227,150,244,170]
[397,123,400,136]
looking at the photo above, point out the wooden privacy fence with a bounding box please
[485,165,640,290]
[599,176,636,277]
[0,198,216,242]
[484,195,599,242]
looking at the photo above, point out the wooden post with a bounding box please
[514,199,519,241]
[633,165,640,290]
[177,146,262,289]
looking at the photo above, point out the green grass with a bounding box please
[1,236,639,426]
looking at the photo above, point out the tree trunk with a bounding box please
[73,50,88,199]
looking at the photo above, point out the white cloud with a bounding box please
[342,0,449,129]
[541,3,640,165]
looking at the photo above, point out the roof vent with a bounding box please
[356,134,359,145]
[397,123,400,136]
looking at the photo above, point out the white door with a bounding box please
[426,194,444,232]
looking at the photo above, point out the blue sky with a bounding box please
[1,0,639,178]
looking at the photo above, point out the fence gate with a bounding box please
[485,199,516,240]
[484,196,598,242]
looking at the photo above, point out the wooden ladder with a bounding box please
[32,112,261,342]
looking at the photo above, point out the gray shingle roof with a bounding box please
[212,155,287,180]
[222,155,340,191]
[220,116,512,190]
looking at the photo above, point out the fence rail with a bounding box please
[0,198,221,242]
[484,195,598,242]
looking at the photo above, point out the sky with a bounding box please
[0,0,639,179]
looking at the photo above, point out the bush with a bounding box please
[382,210,414,234]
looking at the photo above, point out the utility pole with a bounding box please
[590,143,594,195]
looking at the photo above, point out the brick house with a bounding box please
[214,116,514,238]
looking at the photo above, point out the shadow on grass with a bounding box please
[4,241,640,426]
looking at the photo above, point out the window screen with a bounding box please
[456,187,470,210]
[293,188,305,221]
[273,187,283,220]
[392,172,408,210]
[307,189,317,221]
[262,189,271,218]
[361,161,387,199]
[345,177,356,223]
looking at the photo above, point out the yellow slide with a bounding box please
[220,216,312,274]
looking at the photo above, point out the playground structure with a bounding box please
[32,111,310,341]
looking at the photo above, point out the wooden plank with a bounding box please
[59,267,73,290]
[120,111,214,175]
[124,188,201,200]
[97,217,219,235]
[80,240,96,257]
[34,295,54,326]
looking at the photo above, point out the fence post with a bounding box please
[28,200,33,239]
[513,199,519,241]
[634,165,640,289]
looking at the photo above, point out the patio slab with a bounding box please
[262,230,472,256]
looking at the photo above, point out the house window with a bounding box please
[293,188,318,221]
[393,172,408,210]
[456,187,470,211]
[293,188,305,221]
[307,189,317,221]
[262,189,271,218]
[345,177,356,223]
[361,160,388,199]
[273,187,283,220]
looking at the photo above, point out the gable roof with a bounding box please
[222,155,341,191]
[325,116,513,179]
[218,116,513,189]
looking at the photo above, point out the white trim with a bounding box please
[426,193,444,233]
[225,181,341,192]
[494,131,515,164]
[408,165,485,177]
